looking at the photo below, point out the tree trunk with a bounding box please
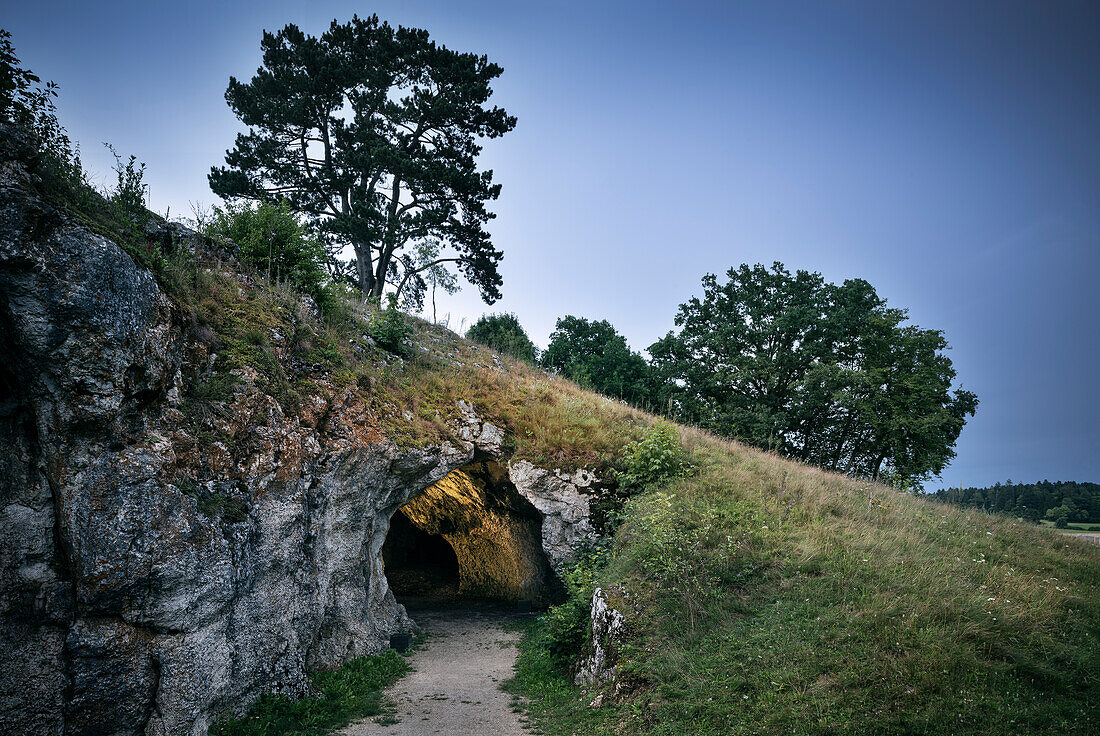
[872,453,887,481]
[369,262,387,300]
[353,241,376,297]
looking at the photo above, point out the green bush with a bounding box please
[466,312,538,363]
[103,143,147,222]
[205,200,328,298]
[1,29,82,182]
[615,421,692,494]
[367,296,413,356]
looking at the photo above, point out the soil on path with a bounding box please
[342,602,531,736]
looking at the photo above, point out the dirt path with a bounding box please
[342,603,531,736]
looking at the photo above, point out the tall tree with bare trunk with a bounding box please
[210,15,515,305]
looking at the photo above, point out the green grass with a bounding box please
[209,649,409,736]
[510,431,1100,736]
[1038,520,1100,532]
[505,617,625,736]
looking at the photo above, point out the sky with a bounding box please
[4,0,1098,488]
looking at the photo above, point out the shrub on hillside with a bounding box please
[367,296,413,356]
[1,29,82,182]
[103,143,148,223]
[466,312,537,363]
[204,200,328,299]
[616,421,692,494]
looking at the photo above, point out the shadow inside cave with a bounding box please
[381,459,558,611]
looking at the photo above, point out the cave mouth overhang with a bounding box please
[381,459,558,607]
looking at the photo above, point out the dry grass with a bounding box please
[162,250,651,468]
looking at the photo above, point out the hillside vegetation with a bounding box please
[7,30,1097,733]
[28,166,1100,734]
[132,221,1096,736]
[508,443,1100,735]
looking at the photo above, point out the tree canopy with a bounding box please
[466,313,537,364]
[541,315,652,406]
[209,15,516,306]
[649,262,977,485]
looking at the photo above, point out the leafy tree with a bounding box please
[541,315,652,405]
[209,15,516,306]
[397,238,460,319]
[1047,505,1071,529]
[204,200,328,297]
[650,263,977,485]
[0,28,81,180]
[466,313,537,363]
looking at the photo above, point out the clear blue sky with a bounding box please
[5,1,1098,488]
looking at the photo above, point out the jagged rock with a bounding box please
[509,461,598,565]
[454,398,506,455]
[574,587,627,687]
[0,123,602,735]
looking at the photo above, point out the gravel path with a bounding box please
[342,603,531,736]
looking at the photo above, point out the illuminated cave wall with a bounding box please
[386,460,556,605]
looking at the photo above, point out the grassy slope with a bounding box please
[202,251,1097,735]
[512,429,1100,735]
[40,183,1100,733]
[152,242,651,470]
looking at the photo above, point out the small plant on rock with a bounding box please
[541,540,611,670]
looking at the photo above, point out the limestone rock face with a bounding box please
[0,124,599,735]
[509,461,598,566]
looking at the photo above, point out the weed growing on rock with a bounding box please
[542,540,612,669]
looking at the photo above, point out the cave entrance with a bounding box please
[381,460,555,607]
[382,509,461,598]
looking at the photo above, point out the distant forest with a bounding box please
[930,481,1100,525]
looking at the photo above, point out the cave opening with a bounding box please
[381,460,556,608]
[382,509,461,599]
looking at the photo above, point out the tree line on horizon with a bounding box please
[930,480,1100,526]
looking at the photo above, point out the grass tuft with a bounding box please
[209,649,409,736]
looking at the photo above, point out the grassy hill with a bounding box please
[510,428,1100,735]
[33,168,1100,734]
[156,233,1096,735]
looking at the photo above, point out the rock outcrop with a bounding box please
[0,124,597,735]
[509,461,598,565]
[574,587,627,688]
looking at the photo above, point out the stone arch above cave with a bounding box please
[382,459,557,606]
